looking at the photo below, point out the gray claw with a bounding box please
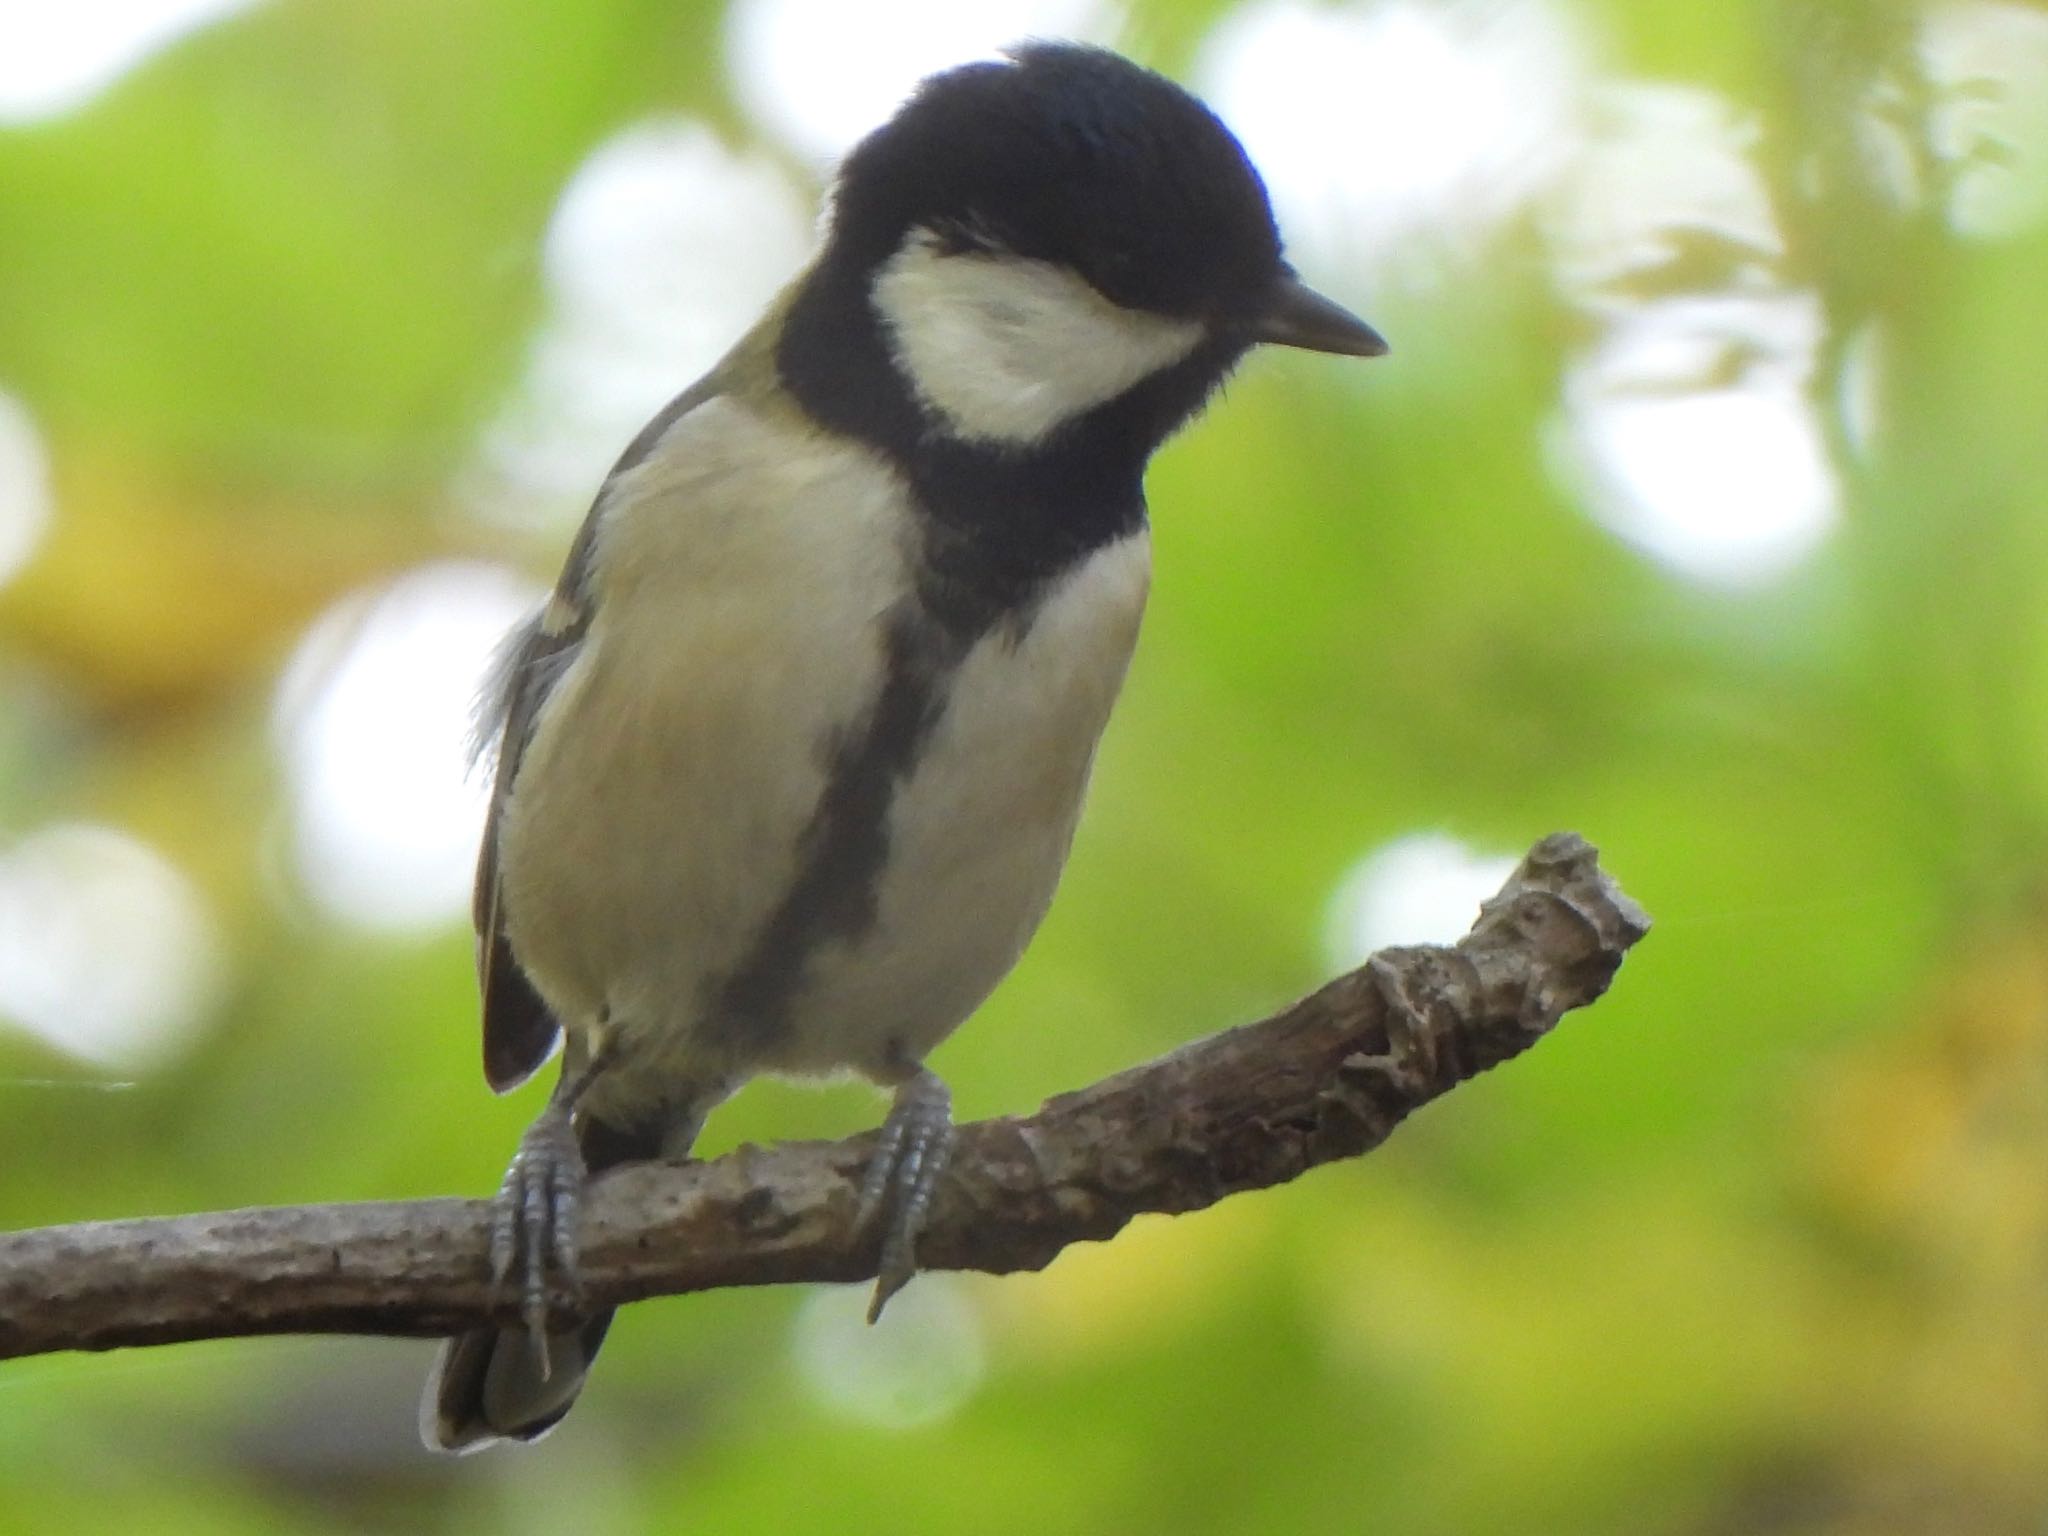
[484,1098,586,1378]
[550,1156,584,1304]
[858,1069,953,1323]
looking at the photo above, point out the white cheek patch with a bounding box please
[871,231,1205,446]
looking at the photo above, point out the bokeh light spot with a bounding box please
[727,0,1123,169]
[1545,83,1839,586]
[1199,0,1589,287]
[0,389,53,590]
[1551,302,1838,587]
[792,1279,985,1429]
[1323,833,1517,968]
[0,823,221,1066]
[463,120,813,527]
[0,0,263,124]
[1923,1,2048,238]
[273,561,540,932]
[1546,83,1781,293]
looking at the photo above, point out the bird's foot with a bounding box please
[855,1067,953,1323]
[487,1096,587,1378]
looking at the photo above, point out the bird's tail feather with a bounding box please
[422,1311,616,1453]
[421,1106,673,1452]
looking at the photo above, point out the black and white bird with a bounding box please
[424,40,1385,1452]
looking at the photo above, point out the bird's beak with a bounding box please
[1252,274,1388,357]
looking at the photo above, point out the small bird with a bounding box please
[423,40,1385,1452]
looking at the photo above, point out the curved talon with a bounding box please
[859,1068,953,1323]
[483,1097,588,1378]
[855,1114,910,1228]
[520,1161,551,1329]
[549,1155,585,1307]
[487,1178,519,1295]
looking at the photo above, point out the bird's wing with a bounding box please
[472,379,724,1092]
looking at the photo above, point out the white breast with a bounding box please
[496,393,1150,1109]
[775,530,1151,1076]
[495,397,911,1070]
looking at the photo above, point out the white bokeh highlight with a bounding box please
[0,0,262,124]
[0,823,221,1066]
[792,1278,986,1429]
[1323,833,1517,969]
[464,120,814,526]
[1836,321,1886,461]
[1546,84,1839,587]
[1550,296,1839,586]
[1546,84,1780,295]
[0,390,53,590]
[727,0,1123,169]
[273,561,540,932]
[1922,1,2048,238]
[1200,0,1590,286]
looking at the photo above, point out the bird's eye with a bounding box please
[1086,247,1150,307]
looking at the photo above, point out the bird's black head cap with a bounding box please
[778,44,1360,624]
[827,43,1286,324]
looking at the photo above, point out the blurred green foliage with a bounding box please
[3,2,2047,1533]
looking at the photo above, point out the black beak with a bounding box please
[1252,274,1388,357]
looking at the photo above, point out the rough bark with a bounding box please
[0,832,1647,1361]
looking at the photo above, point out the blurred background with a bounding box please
[2,0,2045,1531]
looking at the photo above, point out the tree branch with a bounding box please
[0,832,1647,1362]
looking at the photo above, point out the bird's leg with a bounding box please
[855,1065,953,1323]
[486,1047,611,1377]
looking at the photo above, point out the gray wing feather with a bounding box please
[474,610,584,1091]
[472,376,725,1090]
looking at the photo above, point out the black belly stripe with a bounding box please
[707,245,1212,1052]
[704,453,1152,1051]
[707,597,975,1046]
